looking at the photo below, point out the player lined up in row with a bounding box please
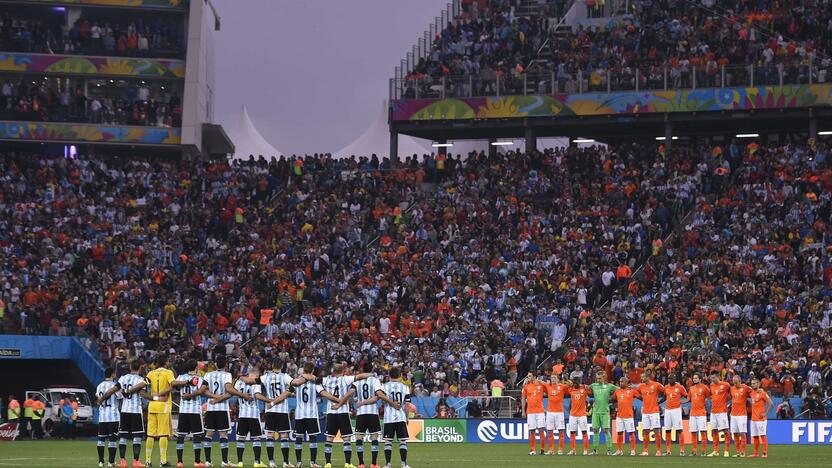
[521,369,773,458]
[95,354,413,468]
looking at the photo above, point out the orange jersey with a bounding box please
[709,381,731,413]
[750,389,770,421]
[545,383,570,413]
[613,387,639,419]
[522,382,546,414]
[663,383,688,410]
[568,385,590,417]
[730,384,752,417]
[688,383,711,417]
[639,380,664,414]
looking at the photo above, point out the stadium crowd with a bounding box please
[404,0,832,96]
[0,142,697,398]
[564,140,832,418]
[0,78,181,127]
[0,12,183,58]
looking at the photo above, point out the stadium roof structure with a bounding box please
[225,105,284,159]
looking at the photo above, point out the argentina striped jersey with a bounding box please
[260,372,293,414]
[234,379,262,419]
[322,375,355,414]
[117,374,145,414]
[202,370,232,412]
[96,380,120,423]
[176,373,204,414]
[352,376,382,416]
[382,381,410,424]
[293,381,324,419]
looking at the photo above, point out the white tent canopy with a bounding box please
[224,105,283,159]
[334,100,431,159]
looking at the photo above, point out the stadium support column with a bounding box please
[390,130,399,167]
[525,126,537,152]
[488,138,497,157]
[809,117,818,139]
[664,120,673,150]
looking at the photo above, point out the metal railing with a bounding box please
[390,64,829,101]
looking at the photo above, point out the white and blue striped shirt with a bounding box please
[176,374,204,415]
[261,372,293,414]
[96,380,120,423]
[203,370,232,412]
[234,379,262,419]
[117,374,145,414]
[382,381,410,424]
[293,381,324,420]
[322,375,355,414]
[353,376,382,416]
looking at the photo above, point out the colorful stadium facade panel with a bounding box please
[0,121,182,144]
[13,0,188,9]
[391,84,832,121]
[0,53,185,78]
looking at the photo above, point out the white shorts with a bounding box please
[663,408,683,430]
[527,412,546,431]
[730,415,747,434]
[615,417,635,433]
[567,415,588,435]
[689,416,708,433]
[546,412,565,431]
[642,412,661,430]
[750,421,767,437]
[710,412,729,431]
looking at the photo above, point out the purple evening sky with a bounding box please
[213,0,449,155]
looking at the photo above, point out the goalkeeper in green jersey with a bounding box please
[588,371,619,455]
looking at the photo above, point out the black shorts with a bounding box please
[293,418,320,437]
[383,421,408,441]
[265,413,292,434]
[325,413,353,437]
[204,411,231,432]
[98,421,119,437]
[176,413,205,436]
[235,417,263,439]
[118,413,145,437]
[354,414,381,434]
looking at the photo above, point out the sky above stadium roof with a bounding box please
[213,0,448,156]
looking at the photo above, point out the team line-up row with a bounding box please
[521,369,774,458]
[95,354,413,468]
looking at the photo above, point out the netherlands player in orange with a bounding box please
[543,373,569,454]
[729,375,752,457]
[748,378,773,458]
[708,373,732,457]
[521,371,547,455]
[687,373,711,456]
[638,371,664,456]
[662,374,688,456]
[566,378,591,455]
[612,377,639,456]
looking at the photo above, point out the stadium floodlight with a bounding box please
[431,143,453,147]
[818,131,832,136]
[490,141,514,146]
[736,133,759,138]
[573,138,596,143]
[655,136,679,141]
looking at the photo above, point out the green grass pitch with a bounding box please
[1,440,831,468]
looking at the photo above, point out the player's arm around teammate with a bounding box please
[521,371,547,456]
